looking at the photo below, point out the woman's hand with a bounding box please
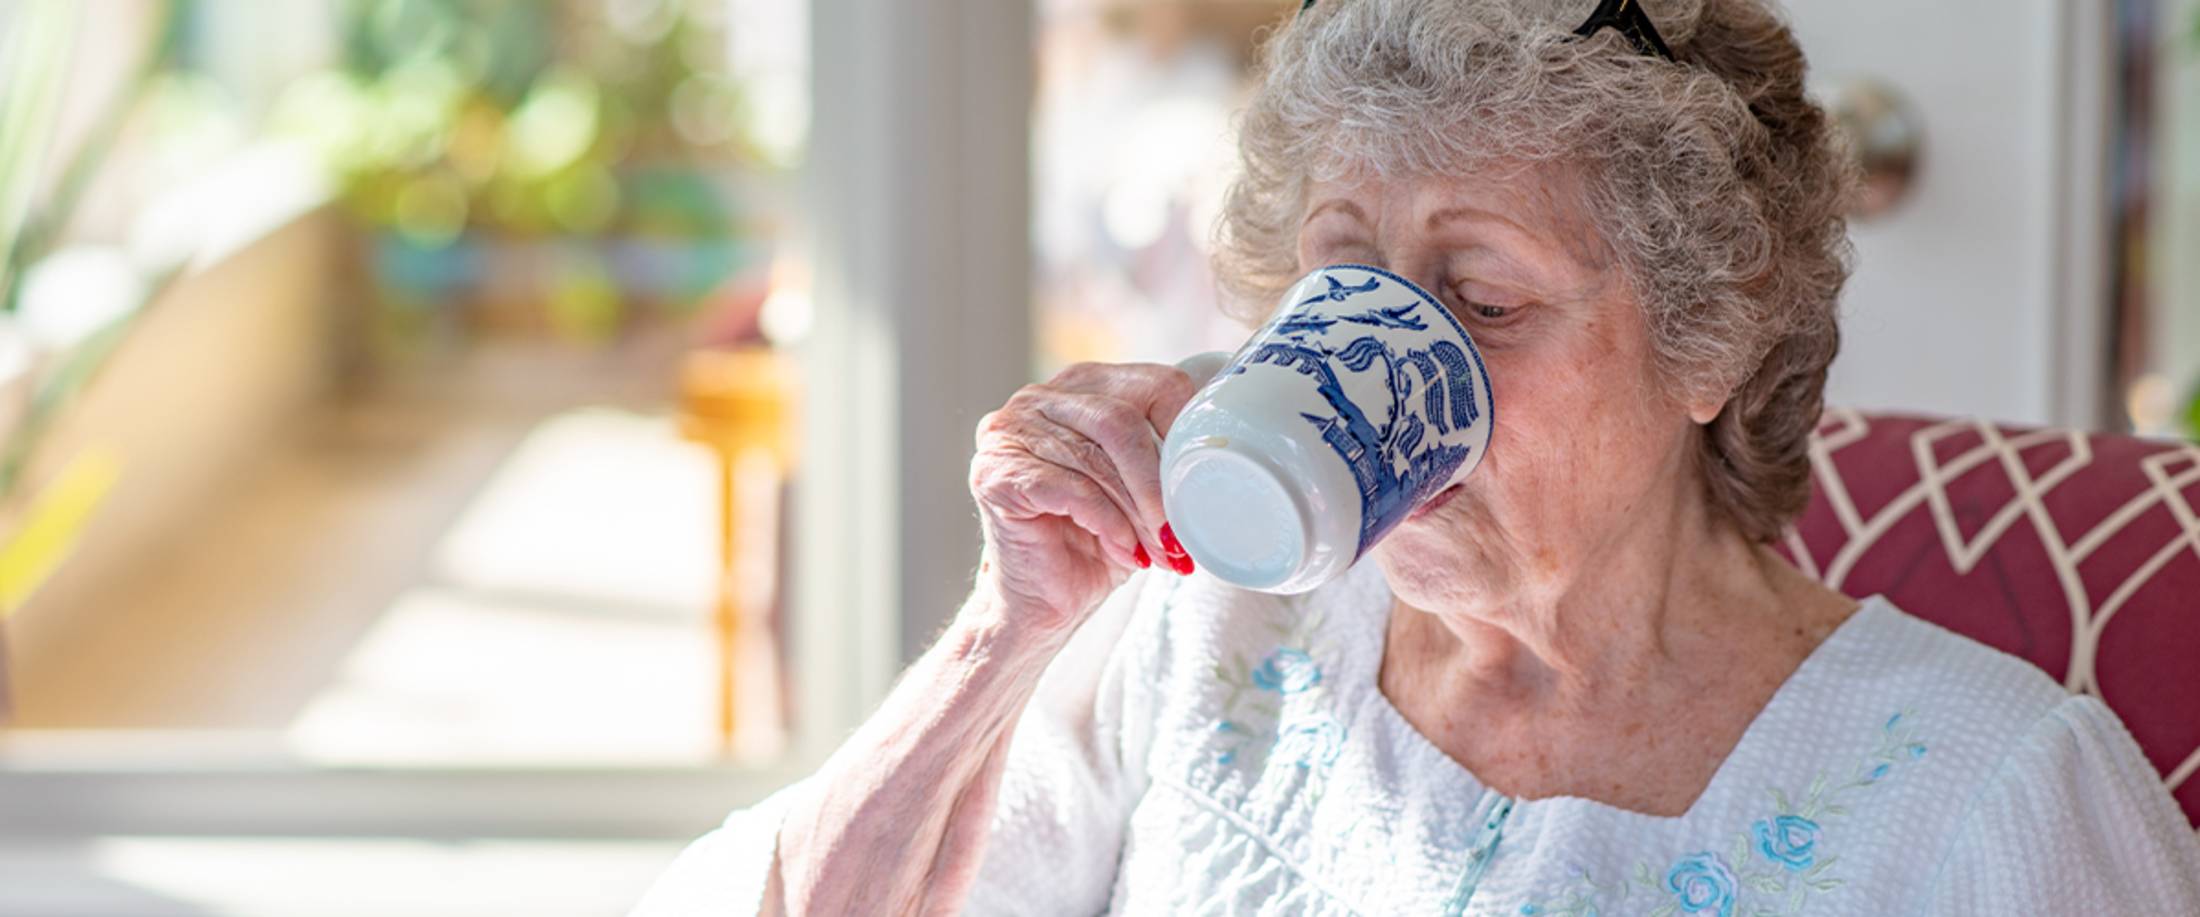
[759,362,1203,917]
[968,361,1201,635]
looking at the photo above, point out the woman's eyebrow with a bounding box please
[1424,204,1531,236]
[1302,198,1371,227]
[1429,203,1605,279]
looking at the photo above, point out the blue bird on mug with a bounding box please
[1338,302,1429,331]
[1275,314,1340,337]
[1298,274,1381,307]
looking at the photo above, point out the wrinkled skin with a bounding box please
[1298,169,1855,816]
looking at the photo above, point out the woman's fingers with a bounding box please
[1026,363,1204,542]
[969,437,1143,570]
[1050,361,1204,439]
[1035,394,1165,547]
[966,360,1209,607]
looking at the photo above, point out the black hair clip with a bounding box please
[1296,0,1674,63]
[1570,0,1675,60]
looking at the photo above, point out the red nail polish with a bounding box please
[1158,523,1194,574]
[1133,543,1152,568]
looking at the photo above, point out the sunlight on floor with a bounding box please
[431,408,720,611]
[284,586,720,764]
[285,408,731,765]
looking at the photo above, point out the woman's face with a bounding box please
[1295,169,1717,614]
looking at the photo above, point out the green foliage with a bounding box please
[1,3,181,313]
[0,3,184,504]
[281,0,766,246]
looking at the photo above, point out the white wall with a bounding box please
[1786,0,2109,428]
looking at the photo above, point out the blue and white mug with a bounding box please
[1160,264,1495,593]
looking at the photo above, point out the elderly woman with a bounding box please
[636,1,2200,913]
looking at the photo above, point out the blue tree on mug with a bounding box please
[1237,289,1480,554]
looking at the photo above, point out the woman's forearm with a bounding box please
[770,584,1075,916]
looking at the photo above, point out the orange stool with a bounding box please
[678,346,796,756]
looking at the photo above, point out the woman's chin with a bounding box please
[1374,490,1516,603]
[1377,530,1481,588]
[1376,547,1503,610]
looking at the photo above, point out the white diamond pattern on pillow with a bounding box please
[1776,409,2200,835]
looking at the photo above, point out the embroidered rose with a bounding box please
[1524,710,1926,916]
[1665,853,1737,917]
[1752,814,1821,871]
[1251,648,1323,694]
[1273,713,1345,767]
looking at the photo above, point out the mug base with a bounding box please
[1162,446,1309,591]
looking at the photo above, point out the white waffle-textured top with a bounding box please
[633,560,2200,915]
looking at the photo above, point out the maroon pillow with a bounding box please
[1774,409,2200,829]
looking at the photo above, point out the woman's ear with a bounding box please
[1680,373,1733,426]
[1687,396,1726,426]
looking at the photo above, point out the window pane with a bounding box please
[1,0,811,771]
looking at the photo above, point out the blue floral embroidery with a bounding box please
[1519,709,1930,917]
[1252,648,1323,693]
[1274,713,1346,768]
[1752,815,1820,871]
[1664,853,1738,917]
[1207,606,1346,774]
[1848,709,1928,789]
[1514,864,1608,917]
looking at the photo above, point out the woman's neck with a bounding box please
[1386,478,1809,712]
[1376,471,1860,814]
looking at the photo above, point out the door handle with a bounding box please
[1825,79,1924,219]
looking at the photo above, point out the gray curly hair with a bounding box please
[1214,0,1855,543]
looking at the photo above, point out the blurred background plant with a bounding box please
[0,2,181,542]
[0,0,802,528]
[0,0,809,742]
[269,0,790,354]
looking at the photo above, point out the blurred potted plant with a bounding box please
[269,0,781,362]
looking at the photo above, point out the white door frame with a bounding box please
[789,0,1035,763]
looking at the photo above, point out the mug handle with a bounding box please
[1175,350,1234,387]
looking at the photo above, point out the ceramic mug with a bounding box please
[1160,264,1496,593]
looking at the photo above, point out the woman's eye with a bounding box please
[1444,276,1526,325]
[1455,294,1519,323]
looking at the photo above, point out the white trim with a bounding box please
[0,733,808,839]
